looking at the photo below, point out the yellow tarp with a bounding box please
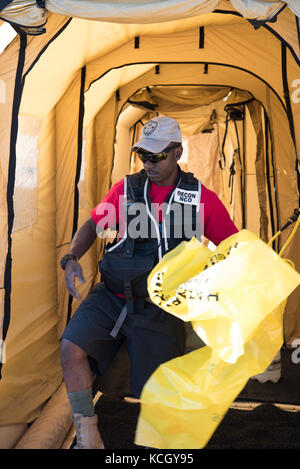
[135,230,300,449]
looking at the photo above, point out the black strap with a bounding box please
[184,171,198,186]
[228,154,236,204]
[219,113,230,170]
[176,167,198,189]
[127,171,148,205]
[126,174,137,201]
[109,281,146,337]
[124,236,134,258]
[279,208,300,232]
[105,288,130,337]
[110,305,128,338]
[219,100,251,171]
[124,280,134,314]
[109,297,146,337]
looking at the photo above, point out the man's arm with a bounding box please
[64,217,97,300]
[68,217,97,259]
[65,178,123,299]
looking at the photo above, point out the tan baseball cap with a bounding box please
[131,116,182,153]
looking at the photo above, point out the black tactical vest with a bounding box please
[99,167,202,316]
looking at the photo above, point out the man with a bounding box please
[60,116,238,449]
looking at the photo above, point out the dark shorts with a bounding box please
[61,283,185,398]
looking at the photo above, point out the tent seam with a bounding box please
[213,8,300,67]
[1,31,27,380]
[23,18,72,80]
[263,24,300,67]
[66,65,86,324]
[281,43,297,156]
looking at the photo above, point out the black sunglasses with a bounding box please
[135,144,180,164]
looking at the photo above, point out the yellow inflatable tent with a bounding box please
[0,0,299,448]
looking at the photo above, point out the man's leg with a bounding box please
[126,301,185,398]
[60,338,104,449]
[60,283,126,448]
[61,338,93,392]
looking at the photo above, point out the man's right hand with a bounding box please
[65,259,85,300]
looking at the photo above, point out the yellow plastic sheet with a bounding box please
[135,230,300,449]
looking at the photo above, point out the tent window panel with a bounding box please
[12,116,42,232]
[187,130,221,199]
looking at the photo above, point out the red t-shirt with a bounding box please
[91,178,238,246]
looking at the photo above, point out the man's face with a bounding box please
[141,143,182,186]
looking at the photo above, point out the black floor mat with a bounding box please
[237,348,300,405]
[78,347,300,449]
[94,396,300,450]
[206,403,300,449]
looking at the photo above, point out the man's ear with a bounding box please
[175,144,183,161]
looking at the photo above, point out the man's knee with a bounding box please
[61,338,87,367]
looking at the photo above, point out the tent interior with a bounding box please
[0,0,299,449]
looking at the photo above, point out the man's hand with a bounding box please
[62,217,97,299]
[65,259,85,300]
[63,217,97,299]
